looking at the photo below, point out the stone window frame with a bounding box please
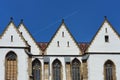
[32,58,41,80]
[52,59,62,80]
[5,51,17,80]
[71,58,81,80]
[104,60,116,80]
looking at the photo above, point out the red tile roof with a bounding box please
[78,43,89,54]
[37,42,48,51]
[37,42,89,54]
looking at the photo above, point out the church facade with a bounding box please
[0,17,120,80]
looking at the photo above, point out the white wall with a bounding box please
[46,23,81,55]
[18,24,42,55]
[0,22,27,47]
[88,54,120,80]
[87,20,120,53]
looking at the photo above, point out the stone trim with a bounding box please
[82,61,88,80]
[104,60,116,80]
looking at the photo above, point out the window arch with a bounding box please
[32,59,41,80]
[72,58,80,80]
[52,59,61,80]
[104,60,116,80]
[6,51,17,80]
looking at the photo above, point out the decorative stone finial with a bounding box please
[62,19,64,23]
[104,16,107,19]
[20,19,23,24]
[21,19,23,22]
[10,17,13,21]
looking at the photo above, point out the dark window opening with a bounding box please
[11,35,13,42]
[67,41,69,47]
[62,32,64,37]
[32,59,41,80]
[57,41,60,47]
[53,59,61,80]
[72,59,80,80]
[105,28,107,33]
[104,60,114,80]
[105,35,109,42]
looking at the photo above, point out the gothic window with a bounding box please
[104,60,116,80]
[72,58,80,80]
[32,59,41,80]
[53,59,61,80]
[6,51,17,80]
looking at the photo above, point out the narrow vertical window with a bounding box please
[32,59,41,80]
[72,58,80,80]
[105,35,109,42]
[11,35,13,42]
[104,60,115,80]
[53,59,61,80]
[62,32,64,37]
[67,41,69,47]
[105,28,107,33]
[6,51,17,80]
[57,41,60,47]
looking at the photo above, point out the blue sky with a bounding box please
[0,0,120,42]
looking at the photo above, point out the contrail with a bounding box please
[33,9,80,36]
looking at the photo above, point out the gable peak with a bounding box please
[60,19,67,29]
[104,16,107,20]
[103,16,111,25]
[62,19,64,23]
[20,19,24,24]
[10,17,13,22]
[18,19,25,27]
[8,17,16,27]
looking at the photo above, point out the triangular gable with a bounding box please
[86,17,120,53]
[0,20,28,47]
[18,20,42,55]
[46,19,82,55]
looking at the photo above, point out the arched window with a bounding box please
[32,59,41,80]
[72,58,80,80]
[104,60,116,80]
[6,51,17,80]
[52,59,61,80]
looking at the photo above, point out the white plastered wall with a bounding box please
[46,23,81,55]
[87,20,120,53]
[87,54,120,80]
[18,24,42,55]
[0,22,27,47]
